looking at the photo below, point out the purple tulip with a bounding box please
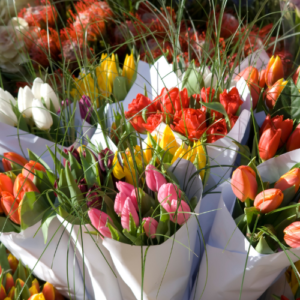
[86,184,102,210]
[79,95,92,124]
[77,178,88,195]
[98,148,114,173]
[63,146,81,167]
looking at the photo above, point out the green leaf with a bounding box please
[68,152,83,179]
[201,101,230,126]
[28,150,51,172]
[0,244,11,271]
[46,145,64,175]
[103,195,123,232]
[123,229,143,245]
[272,79,300,121]
[244,206,259,230]
[181,61,204,97]
[21,192,50,230]
[129,213,137,236]
[12,106,29,133]
[0,216,21,233]
[107,222,120,241]
[13,260,26,282]
[41,209,56,244]
[58,206,82,225]
[33,170,54,197]
[113,76,128,102]
[255,234,275,254]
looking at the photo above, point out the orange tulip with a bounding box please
[231,166,257,202]
[42,282,55,300]
[2,153,28,172]
[22,161,46,182]
[284,221,300,248]
[0,192,20,225]
[265,78,288,109]
[235,66,260,108]
[258,69,266,88]
[274,168,300,192]
[254,188,284,213]
[265,55,284,87]
[258,127,282,161]
[0,285,6,300]
[31,279,40,293]
[7,254,18,273]
[0,174,13,195]
[5,274,14,293]
[293,66,300,85]
[15,279,24,288]
[13,174,39,202]
[8,286,14,299]
[287,124,300,152]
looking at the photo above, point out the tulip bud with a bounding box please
[265,55,284,87]
[157,183,182,204]
[13,174,40,202]
[122,53,136,85]
[29,293,46,300]
[293,66,300,85]
[79,95,92,124]
[274,168,300,192]
[29,285,38,296]
[86,184,102,210]
[18,86,34,118]
[115,192,131,216]
[265,78,288,109]
[32,99,53,131]
[163,199,191,225]
[0,92,17,126]
[0,174,14,195]
[22,161,46,182]
[287,124,300,152]
[258,127,282,161]
[63,146,81,167]
[0,88,16,106]
[143,217,158,239]
[42,282,55,300]
[145,165,167,192]
[31,279,40,293]
[121,198,139,231]
[88,209,112,239]
[231,166,257,202]
[107,54,119,89]
[31,77,43,100]
[5,273,14,293]
[258,69,266,88]
[0,285,6,300]
[116,181,135,198]
[8,286,15,298]
[2,152,29,173]
[284,221,300,248]
[7,254,18,273]
[98,148,114,173]
[40,83,60,112]
[0,192,20,224]
[77,178,88,195]
[254,188,284,213]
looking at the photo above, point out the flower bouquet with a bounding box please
[193,150,300,300]
[46,124,203,300]
[0,150,85,299]
[0,79,94,170]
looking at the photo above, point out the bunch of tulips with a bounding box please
[231,165,300,254]
[0,245,64,300]
[125,85,244,143]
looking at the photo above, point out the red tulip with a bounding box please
[293,66,300,85]
[284,222,300,248]
[143,113,164,133]
[0,191,20,224]
[274,168,300,192]
[231,166,257,202]
[2,152,28,172]
[265,78,287,109]
[258,69,266,88]
[265,55,284,87]
[235,66,260,108]
[230,115,238,128]
[13,174,40,202]
[258,127,281,161]
[206,119,228,143]
[0,174,13,195]
[0,285,6,300]
[254,188,284,213]
[287,124,300,152]
[22,161,46,182]
[215,12,240,39]
[219,87,244,116]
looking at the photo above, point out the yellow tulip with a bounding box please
[159,125,179,156]
[193,141,206,180]
[122,52,136,85]
[29,285,38,296]
[171,144,190,164]
[143,133,157,164]
[112,153,126,180]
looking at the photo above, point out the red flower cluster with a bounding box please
[125,86,244,143]
[258,114,298,161]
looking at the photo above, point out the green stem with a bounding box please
[245,198,251,208]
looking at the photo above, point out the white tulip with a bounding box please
[0,99,17,126]
[18,86,34,118]
[32,77,43,100]
[40,83,60,112]
[8,17,29,33]
[4,91,16,106]
[32,99,53,130]
[204,72,218,89]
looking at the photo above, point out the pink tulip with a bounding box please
[163,200,191,225]
[145,164,167,192]
[143,217,158,239]
[88,209,112,239]
[121,198,139,231]
[157,183,182,204]
[116,181,135,197]
[114,192,138,216]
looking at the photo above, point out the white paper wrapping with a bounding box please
[0,103,95,171]
[0,218,86,300]
[104,56,181,130]
[192,149,300,300]
[103,158,203,300]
